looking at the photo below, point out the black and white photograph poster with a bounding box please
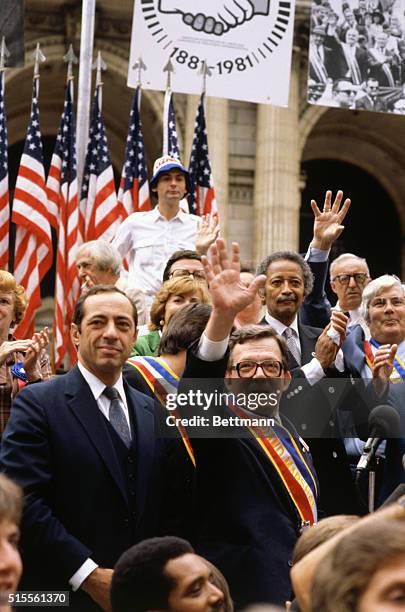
[308,0,405,114]
[128,0,296,106]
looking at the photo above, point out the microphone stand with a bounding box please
[368,455,379,513]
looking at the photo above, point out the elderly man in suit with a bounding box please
[342,274,405,501]
[0,286,186,610]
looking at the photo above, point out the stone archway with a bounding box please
[300,105,405,273]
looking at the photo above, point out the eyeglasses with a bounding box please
[232,360,283,378]
[332,273,369,286]
[169,269,206,280]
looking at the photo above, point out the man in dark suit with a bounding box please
[256,191,361,516]
[342,274,405,503]
[0,286,185,610]
[178,238,318,608]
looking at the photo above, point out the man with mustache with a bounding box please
[0,286,187,610]
[257,191,360,515]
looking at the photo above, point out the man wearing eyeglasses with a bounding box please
[177,238,319,609]
[330,252,371,335]
[162,249,207,284]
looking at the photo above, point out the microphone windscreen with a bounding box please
[368,404,400,438]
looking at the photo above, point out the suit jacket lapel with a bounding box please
[343,325,366,376]
[65,367,129,509]
[298,323,319,365]
[125,383,155,525]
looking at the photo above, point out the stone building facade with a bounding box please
[6,0,405,297]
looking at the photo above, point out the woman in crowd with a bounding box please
[310,518,405,611]
[0,474,23,611]
[0,271,51,434]
[131,276,210,357]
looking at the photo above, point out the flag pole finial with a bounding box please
[0,37,10,72]
[132,56,147,88]
[63,44,78,81]
[163,58,174,91]
[32,42,46,79]
[200,60,212,95]
[92,51,107,87]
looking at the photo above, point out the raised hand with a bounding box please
[309,190,351,251]
[0,339,33,367]
[315,310,348,369]
[195,215,220,255]
[203,238,266,314]
[202,238,266,341]
[23,327,49,380]
[372,344,397,380]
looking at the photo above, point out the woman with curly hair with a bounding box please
[131,276,211,357]
[0,271,51,433]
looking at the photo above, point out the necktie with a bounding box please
[103,386,131,448]
[283,328,301,366]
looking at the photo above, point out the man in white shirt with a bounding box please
[113,156,214,312]
[0,286,186,610]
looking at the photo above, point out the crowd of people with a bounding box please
[308,0,405,112]
[0,154,403,610]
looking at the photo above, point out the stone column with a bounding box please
[253,51,300,261]
[205,97,229,239]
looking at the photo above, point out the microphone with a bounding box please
[380,484,405,508]
[356,405,400,473]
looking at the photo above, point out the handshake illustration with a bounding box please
[159,0,271,35]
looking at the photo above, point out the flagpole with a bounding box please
[0,38,10,271]
[76,0,96,199]
[132,56,146,110]
[163,59,174,156]
[93,51,107,110]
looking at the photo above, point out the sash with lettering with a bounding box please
[364,338,405,383]
[126,356,195,466]
[228,402,318,525]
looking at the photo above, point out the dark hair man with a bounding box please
[0,286,187,610]
[162,249,205,284]
[111,536,226,612]
[112,157,217,311]
[177,239,318,608]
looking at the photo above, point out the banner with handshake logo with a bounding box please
[128,0,296,106]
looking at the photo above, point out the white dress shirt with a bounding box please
[112,207,199,309]
[69,363,131,591]
[264,312,344,384]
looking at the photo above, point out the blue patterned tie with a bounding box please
[103,386,131,448]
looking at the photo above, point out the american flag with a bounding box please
[188,93,217,217]
[46,79,79,367]
[117,86,150,219]
[79,85,119,242]
[163,90,181,159]
[12,78,52,338]
[0,72,9,270]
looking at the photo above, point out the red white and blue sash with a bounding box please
[126,356,196,466]
[227,403,318,526]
